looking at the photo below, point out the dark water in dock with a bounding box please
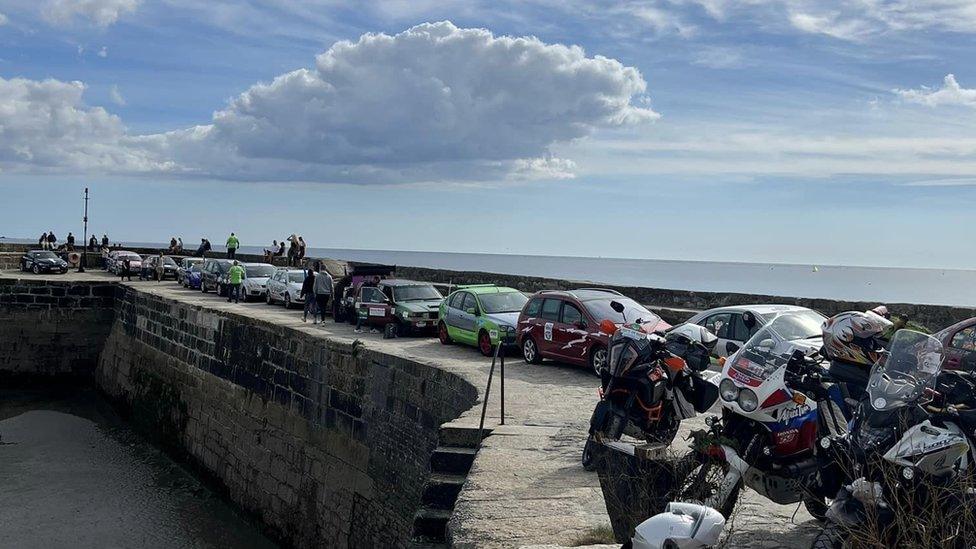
[0,389,278,549]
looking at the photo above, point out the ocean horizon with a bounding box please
[4,237,975,307]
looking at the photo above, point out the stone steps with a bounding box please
[410,425,485,545]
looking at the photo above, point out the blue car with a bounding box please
[181,260,204,289]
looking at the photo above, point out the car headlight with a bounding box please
[737,388,759,412]
[719,378,739,401]
[402,311,410,319]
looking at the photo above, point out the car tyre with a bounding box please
[438,322,452,345]
[478,330,494,357]
[284,293,292,309]
[200,280,208,293]
[522,336,542,364]
[266,291,274,305]
[32,264,40,274]
[589,344,608,377]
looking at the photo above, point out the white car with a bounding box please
[239,263,276,301]
[685,304,826,358]
[266,268,307,308]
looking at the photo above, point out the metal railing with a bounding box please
[478,326,515,439]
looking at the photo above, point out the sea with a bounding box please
[4,237,975,307]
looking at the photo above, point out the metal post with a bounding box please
[500,348,505,425]
[78,187,89,273]
[477,347,498,441]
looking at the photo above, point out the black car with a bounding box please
[143,255,179,280]
[199,259,234,295]
[21,250,68,274]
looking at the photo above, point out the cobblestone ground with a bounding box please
[3,270,820,548]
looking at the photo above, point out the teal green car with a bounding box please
[438,284,529,356]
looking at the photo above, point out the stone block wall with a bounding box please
[96,287,478,548]
[0,278,117,377]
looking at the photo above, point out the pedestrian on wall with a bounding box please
[298,236,307,264]
[47,231,57,250]
[177,237,183,253]
[88,235,97,251]
[155,252,165,282]
[287,234,298,266]
[38,232,47,250]
[120,257,132,281]
[226,232,240,259]
[227,260,245,303]
[66,232,75,251]
[169,237,178,253]
[300,267,318,323]
[102,234,110,248]
[313,261,333,324]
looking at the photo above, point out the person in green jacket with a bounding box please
[227,260,245,303]
[226,232,240,259]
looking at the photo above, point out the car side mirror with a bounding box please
[466,307,477,315]
[726,341,740,354]
[610,300,625,313]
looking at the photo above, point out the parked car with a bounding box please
[20,250,68,274]
[266,268,306,308]
[177,257,204,285]
[516,288,671,375]
[438,284,529,356]
[142,255,179,280]
[336,278,443,335]
[332,263,398,321]
[935,317,976,370]
[106,251,142,275]
[685,304,825,358]
[199,259,233,294]
[230,263,275,301]
[183,261,204,290]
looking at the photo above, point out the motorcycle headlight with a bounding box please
[719,378,739,401]
[737,388,759,412]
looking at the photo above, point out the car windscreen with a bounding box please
[162,257,177,266]
[122,254,142,261]
[394,285,443,301]
[244,265,275,278]
[479,291,528,314]
[34,251,58,259]
[288,272,305,283]
[584,298,661,326]
[767,310,825,341]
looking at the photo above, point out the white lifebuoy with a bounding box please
[68,252,81,266]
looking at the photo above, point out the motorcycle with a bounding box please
[671,311,850,519]
[582,300,720,471]
[812,329,976,548]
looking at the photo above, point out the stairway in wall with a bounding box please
[407,425,487,548]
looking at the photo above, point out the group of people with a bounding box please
[263,235,306,266]
[298,261,333,324]
[39,231,113,253]
[168,237,184,254]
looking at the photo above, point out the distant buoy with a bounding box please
[812,266,819,272]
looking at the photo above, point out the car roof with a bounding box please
[533,288,624,302]
[692,304,814,317]
[378,278,432,287]
[456,284,519,295]
[242,262,273,267]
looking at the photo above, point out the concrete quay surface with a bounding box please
[2,270,821,548]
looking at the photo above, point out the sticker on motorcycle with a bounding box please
[779,404,812,424]
[544,322,553,341]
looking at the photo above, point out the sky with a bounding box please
[1,1,975,269]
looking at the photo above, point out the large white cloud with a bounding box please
[42,0,138,27]
[0,21,657,184]
[895,74,976,108]
[0,77,163,172]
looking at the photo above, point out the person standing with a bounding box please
[226,232,240,259]
[313,262,333,324]
[227,260,245,303]
[120,258,132,281]
[169,237,178,253]
[47,231,57,250]
[177,237,183,253]
[39,232,48,250]
[101,234,109,248]
[66,232,75,251]
[298,236,307,265]
[88,235,97,251]
[155,252,165,282]
[300,268,317,323]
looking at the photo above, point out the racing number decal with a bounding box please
[544,322,554,341]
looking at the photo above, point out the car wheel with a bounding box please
[522,337,542,364]
[200,280,207,293]
[266,291,274,305]
[438,322,452,345]
[478,330,494,357]
[589,345,608,377]
[284,293,291,309]
[32,264,40,274]
[217,283,224,297]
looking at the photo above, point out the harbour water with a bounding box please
[0,389,278,549]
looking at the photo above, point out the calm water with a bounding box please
[6,237,975,306]
[0,389,278,549]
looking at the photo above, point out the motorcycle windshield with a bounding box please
[608,326,651,376]
[731,313,815,382]
[866,330,943,412]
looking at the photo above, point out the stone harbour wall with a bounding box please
[0,278,117,378]
[95,286,478,548]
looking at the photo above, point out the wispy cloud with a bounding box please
[109,84,125,106]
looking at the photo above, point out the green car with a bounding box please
[438,284,529,356]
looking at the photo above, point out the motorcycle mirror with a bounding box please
[599,319,617,336]
[758,338,775,350]
[742,311,757,329]
[664,356,686,373]
[718,356,727,367]
[610,300,625,313]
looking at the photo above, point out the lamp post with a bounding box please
[79,187,89,273]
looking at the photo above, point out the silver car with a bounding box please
[266,268,307,308]
[685,304,826,358]
[239,263,276,301]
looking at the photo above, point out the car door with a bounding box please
[535,298,563,356]
[946,324,976,370]
[358,286,392,325]
[519,297,544,347]
[700,312,735,356]
[552,301,589,365]
[453,292,480,344]
[444,292,464,335]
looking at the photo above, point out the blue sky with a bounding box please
[1,1,975,269]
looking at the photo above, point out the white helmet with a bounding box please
[631,502,726,549]
[821,310,893,366]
